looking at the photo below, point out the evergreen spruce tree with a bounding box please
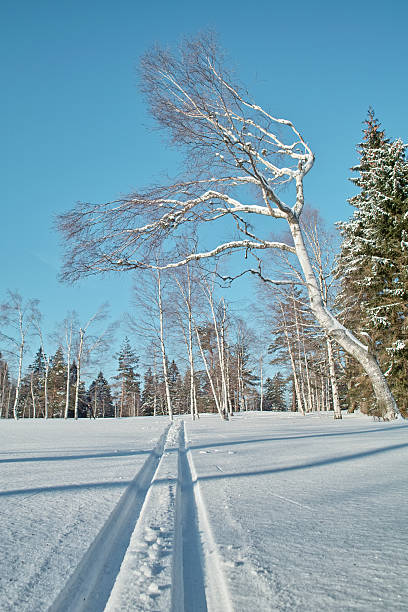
[115,337,140,417]
[16,375,31,418]
[264,372,287,411]
[88,372,114,418]
[0,352,13,418]
[66,361,78,418]
[168,359,183,414]
[27,348,46,417]
[141,367,157,415]
[336,110,408,416]
[77,381,89,418]
[48,347,67,418]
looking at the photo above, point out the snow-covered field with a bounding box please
[0,412,407,611]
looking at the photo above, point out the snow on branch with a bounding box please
[58,34,314,282]
[140,35,314,211]
[57,175,296,281]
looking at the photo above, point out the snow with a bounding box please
[0,412,407,611]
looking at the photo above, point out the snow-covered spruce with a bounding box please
[335,110,408,416]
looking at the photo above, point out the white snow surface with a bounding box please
[0,412,407,611]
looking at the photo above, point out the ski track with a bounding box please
[9,413,403,611]
[49,420,232,612]
[48,424,172,612]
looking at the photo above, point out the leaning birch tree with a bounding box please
[58,35,399,419]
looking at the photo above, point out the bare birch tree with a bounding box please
[171,263,200,419]
[130,268,174,420]
[72,304,111,420]
[32,310,51,419]
[58,35,398,419]
[61,311,77,419]
[0,292,38,420]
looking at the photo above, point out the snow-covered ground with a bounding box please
[0,412,407,611]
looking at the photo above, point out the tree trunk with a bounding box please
[74,328,85,420]
[326,337,342,419]
[13,339,24,420]
[301,334,313,412]
[0,363,8,418]
[293,302,308,413]
[30,372,36,419]
[64,346,71,419]
[280,305,304,414]
[157,269,173,421]
[259,356,264,412]
[188,318,198,420]
[195,326,223,419]
[206,291,229,418]
[44,358,50,420]
[290,220,399,420]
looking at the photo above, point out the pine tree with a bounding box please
[77,381,89,418]
[230,331,258,412]
[27,348,46,417]
[336,110,408,416]
[48,347,67,418]
[264,372,287,411]
[168,359,184,414]
[115,337,140,417]
[0,352,13,418]
[141,367,157,415]
[88,372,114,418]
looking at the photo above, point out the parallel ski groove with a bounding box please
[49,420,233,612]
[184,421,234,612]
[174,423,208,612]
[48,424,171,612]
[105,421,181,611]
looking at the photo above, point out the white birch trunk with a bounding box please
[293,301,308,413]
[157,269,173,421]
[195,326,223,418]
[43,357,50,420]
[30,372,36,419]
[290,220,399,420]
[64,325,72,419]
[74,328,84,420]
[326,336,342,418]
[301,334,313,412]
[206,290,229,418]
[280,306,304,415]
[13,337,24,420]
[188,317,198,420]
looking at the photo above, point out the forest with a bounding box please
[1,38,407,422]
[1,108,407,422]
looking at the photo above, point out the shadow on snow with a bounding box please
[1,440,407,498]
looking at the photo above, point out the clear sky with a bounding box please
[1,0,408,374]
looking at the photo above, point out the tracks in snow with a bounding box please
[49,421,232,612]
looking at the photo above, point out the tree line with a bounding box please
[0,309,289,420]
[2,107,407,425]
[2,35,407,420]
[56,35,407,419]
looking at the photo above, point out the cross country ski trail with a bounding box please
[2,414,407,611]
[48,423,172,612]
[50,420,233,612]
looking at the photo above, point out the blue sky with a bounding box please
[1,0,408,375]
